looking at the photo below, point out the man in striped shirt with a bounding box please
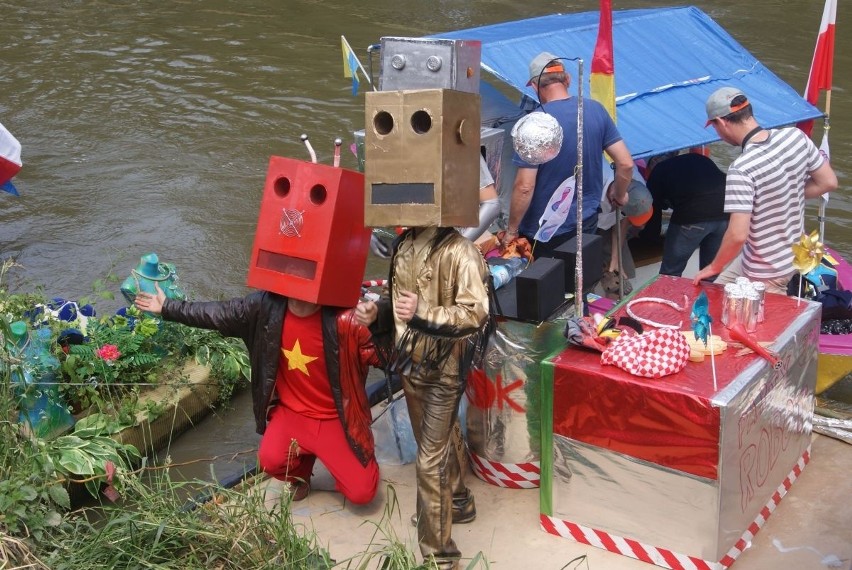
[693,87,837,294]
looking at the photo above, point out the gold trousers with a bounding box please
[403,366,472,569]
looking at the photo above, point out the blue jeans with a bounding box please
[660,219,728,277]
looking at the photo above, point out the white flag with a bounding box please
[535,175,576,242]
[819,131,830,204]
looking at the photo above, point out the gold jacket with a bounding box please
[372,227,492,380]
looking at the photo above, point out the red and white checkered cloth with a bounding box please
[601,329,690,378]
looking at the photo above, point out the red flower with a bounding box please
[96,344,121,362]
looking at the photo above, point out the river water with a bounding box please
[1,0,848,480]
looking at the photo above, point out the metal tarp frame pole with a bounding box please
[574,58,584,318]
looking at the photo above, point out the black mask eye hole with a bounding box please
[274,177,291,198]
[373,111,394,135]
[410,110,432,134]
[309,184,327,205]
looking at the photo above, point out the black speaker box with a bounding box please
[493,257,566,322]
[549,233,603,292]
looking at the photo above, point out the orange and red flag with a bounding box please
[590,0,616,122]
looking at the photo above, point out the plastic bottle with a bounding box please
[489,257,527,289]
[11,321,75,439]
[120,252,186,306]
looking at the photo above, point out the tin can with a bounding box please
[752,282,766,323]
[722,283,739,327]
[743,291,760,333]
[725,288,746,330]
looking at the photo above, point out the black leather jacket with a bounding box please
[161,291,378,465]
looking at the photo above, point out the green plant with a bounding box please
[0,315,72,545]
[156,322,251,404]
[45,415,141,498]
[58,307,166,408]
[41,466,335,569]
[52,303,249,421]
[142,397,167,421]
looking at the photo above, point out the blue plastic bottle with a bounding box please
[11,321,75,439]
[489,257,526,289]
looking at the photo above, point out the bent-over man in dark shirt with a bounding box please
[645,151,729,278]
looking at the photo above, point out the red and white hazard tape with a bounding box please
[540,446,810,570]
[468,450,540,489]
[361,279,387,288]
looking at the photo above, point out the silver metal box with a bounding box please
[379,37,481,93]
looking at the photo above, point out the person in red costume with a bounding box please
[135,285,381,504]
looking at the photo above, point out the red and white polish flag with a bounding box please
[799,0,837,137]
[0,121,22,185]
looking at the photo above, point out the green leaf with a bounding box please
[18,485,38,501]
[72,415,111,438]
[57,450,91,475]
[47,484,71,509]
[44,510,63,527]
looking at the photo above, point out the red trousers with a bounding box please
[257,404,379,504]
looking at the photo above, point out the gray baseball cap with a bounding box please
[705,87,749,126]
[527,52,564,85]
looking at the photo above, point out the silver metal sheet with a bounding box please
[717,305,819,556]
[552,436,720,559]
[465,318,565,463]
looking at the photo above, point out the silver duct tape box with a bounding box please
[379,37,481,93]
[354,129,366,173]
[364,89,480,227]
[540,276,821,566]
[465,318,566,488]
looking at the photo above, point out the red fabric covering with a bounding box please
[549,275,814,480]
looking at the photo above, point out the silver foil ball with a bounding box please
[511,112,563,165]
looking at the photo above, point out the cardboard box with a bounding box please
[540,276,820,568]
[247,156,370,307]
[378,37,481,93]
[465,318,566,488]
[364,89,480,228]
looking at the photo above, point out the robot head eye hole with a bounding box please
[309,184,327,205]
[410,110,432,135]
[373,111,394,135]
[274,177,291,198]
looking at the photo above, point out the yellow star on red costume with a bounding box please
[282,339,318,375]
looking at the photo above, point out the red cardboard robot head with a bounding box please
[247,156,371,307]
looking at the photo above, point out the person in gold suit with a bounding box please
[356,226,491,570]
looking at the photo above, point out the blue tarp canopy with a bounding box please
[434,6,822,159]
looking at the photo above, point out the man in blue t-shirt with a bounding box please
[501,51,634,257]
